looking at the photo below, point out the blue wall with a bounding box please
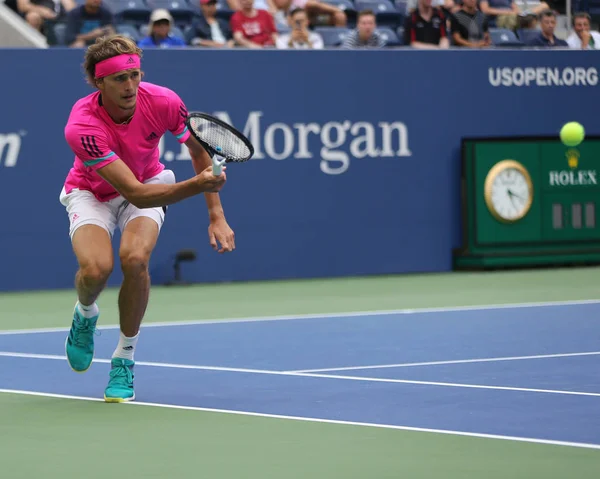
[0,49,599,292]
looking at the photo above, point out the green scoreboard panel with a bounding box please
[453,136,600,269]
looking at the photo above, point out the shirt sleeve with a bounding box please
[438,11,448,39]
[450,15,460,37]
[527,35,544,46]
[265,11,276,35]
[230,13,243,34]
[65,123,120,171]
[341,31,357,49]
[312,33,324,49]
[137,36,154,47]
[164,90,191,144]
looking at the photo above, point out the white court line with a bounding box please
[0,352,287,375]
[289,351,600,373]
[0,298,599,336]
[1,388,600,451]
[1,351,600,398]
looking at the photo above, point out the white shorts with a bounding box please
[59,169,176,239]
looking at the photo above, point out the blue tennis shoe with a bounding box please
[65,305,98,373]
[104,358,135,403]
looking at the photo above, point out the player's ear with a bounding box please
[95,78,105,91]
[140,70,145,80]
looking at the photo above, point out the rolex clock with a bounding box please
[483,159,533,223]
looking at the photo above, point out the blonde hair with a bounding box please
[83,34,143,87]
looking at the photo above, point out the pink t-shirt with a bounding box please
[63,81,191,202]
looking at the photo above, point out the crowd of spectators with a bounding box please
[3,0,600,49]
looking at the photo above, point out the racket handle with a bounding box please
[212,149,226,176]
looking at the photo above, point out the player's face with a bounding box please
[99,69,142,111]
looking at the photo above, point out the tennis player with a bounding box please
[59,34,234,402]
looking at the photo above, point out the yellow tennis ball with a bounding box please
[560,122,585,147]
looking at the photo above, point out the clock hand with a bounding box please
[509,190,525,201]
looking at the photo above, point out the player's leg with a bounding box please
[73,225,114,308]
[104,169,173,403]
[104,216,160,403]
[117,217,159,338]
[60,188,116,373]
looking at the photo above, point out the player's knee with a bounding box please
[80,261,113,287]
[120,250,150,276]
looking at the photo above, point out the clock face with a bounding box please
[485,162,533,222]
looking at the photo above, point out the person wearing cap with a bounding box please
[138,8,186,48]
[189,0,235,48]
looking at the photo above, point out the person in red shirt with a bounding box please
[230,0,278,47]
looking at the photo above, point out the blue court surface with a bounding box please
[1,300,600,448]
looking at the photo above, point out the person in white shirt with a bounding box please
[276,7,323,49]
[566,12,600,49]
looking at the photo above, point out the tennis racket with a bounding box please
[185,112,254,176]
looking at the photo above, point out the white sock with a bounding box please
[77,301,99,319]
[112,331,139,361]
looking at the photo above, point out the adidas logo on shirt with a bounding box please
[145,132,158,141]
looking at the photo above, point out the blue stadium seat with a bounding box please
[183,24,196,44]
[394,0,408,14]
[396,26,404,43]
[146,0,196,27]
[489,28,524,47]
[377,26,401,46]
[516,28,540,45]
[314,26,351,47]
[354,0,402,28]
[104,0,152,26]
[116,23,141,41]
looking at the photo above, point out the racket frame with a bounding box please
[185,112,254,175]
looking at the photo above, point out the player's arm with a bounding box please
[65,124,223,209]
[163,92,235,252]
[185,135,226,221]
[95,159,224,209]
[184,135,235,253]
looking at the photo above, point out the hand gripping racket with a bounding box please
[185,112,255,175]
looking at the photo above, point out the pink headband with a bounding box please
[95,54,141,79]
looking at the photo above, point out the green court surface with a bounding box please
[2,267,600,331]
[1,268,600,478]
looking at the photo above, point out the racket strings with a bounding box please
[189,117,251,161]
